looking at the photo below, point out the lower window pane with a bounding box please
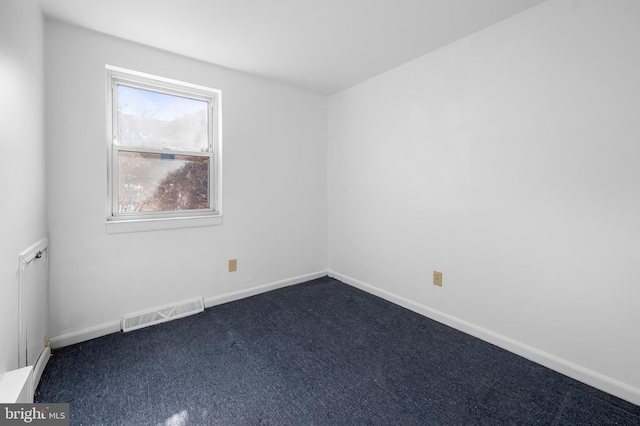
[118,152,210,213]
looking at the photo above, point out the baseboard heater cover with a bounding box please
[121,297,204,332]
[0,367,33,403]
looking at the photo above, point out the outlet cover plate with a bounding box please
[433,270,443,287]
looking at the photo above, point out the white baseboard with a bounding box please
[49,270,328,349]
[49,321,121,349]
[328,270,640,407]
[32,345,50,393]
[204,270,327,308]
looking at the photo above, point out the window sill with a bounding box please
[106,215,223,234]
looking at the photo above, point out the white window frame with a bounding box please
[105,65,222,233]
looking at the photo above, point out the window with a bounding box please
[106,66,222,233]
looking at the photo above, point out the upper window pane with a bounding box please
[116,85,208,152]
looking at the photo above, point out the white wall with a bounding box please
[45,21,327,343]
[328,0,640,404]
[0,0,47,375]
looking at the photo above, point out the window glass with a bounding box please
[117,152,210,213]
[116,85,209,152]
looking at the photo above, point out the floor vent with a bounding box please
[121,297,204,332]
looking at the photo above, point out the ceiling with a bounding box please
[38,0,546,95]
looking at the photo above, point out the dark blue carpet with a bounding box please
[36,276,640,425]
